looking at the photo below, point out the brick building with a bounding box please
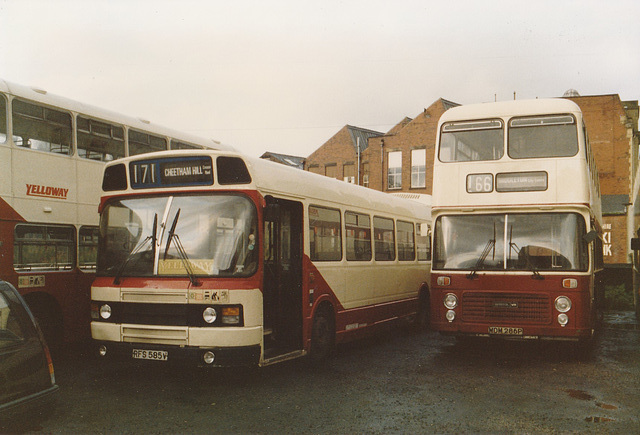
[565,95,639,268]
[305,93,639,271]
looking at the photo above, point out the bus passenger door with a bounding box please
[263,198,303,357]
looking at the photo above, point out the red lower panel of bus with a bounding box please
[430,273,594,340]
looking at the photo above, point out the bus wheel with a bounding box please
[411,290,430,333]
[310,305,335,362]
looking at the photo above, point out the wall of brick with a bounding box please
[306,126,355,180]
[567,95,632,197]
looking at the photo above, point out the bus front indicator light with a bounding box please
[444,293,458,310]
[100,304,112,320]
[203,307,217,324]
[98,345,107,357]
[558,313,569,327]
[221,307,241,325]
[555,296,571,313]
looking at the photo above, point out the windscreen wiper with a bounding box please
[113,213,157,285]
[508,227,544,280]
[163,209,200,286]
[467,223,496,280]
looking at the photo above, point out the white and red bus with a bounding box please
[430,98,604,345]
[91,149,431,367]
[0,79,229,349]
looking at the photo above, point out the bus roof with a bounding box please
[0,78,234,152]
[103,149,431,220]
[439,98,582,123]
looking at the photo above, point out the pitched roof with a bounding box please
[259,152,305,169]
[346,125,383,153]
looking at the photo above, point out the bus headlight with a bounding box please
[100,304,112,320]
[203,307,217,324]
[558,313,569,327]
[555,296,572,313]
[444,293,458,310]
[446,310,456,322]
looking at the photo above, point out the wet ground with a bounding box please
[11,311,640,434]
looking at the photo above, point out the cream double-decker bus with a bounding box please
[0,79,229,349]
[91,149,431,366]
[430,98,604,346]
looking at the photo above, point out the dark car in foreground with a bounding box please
[0,280,58,430]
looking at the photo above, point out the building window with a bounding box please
[343,163,355,184]
[411,149,426,188]
[387,151,402,190]
[325,164,337,179]
[362,162,370,187]
[308,165,322,175]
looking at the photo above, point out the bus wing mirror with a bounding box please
[631,238,640,251]
[419,224,431,237]
[583,230,598,244]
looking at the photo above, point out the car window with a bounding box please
[0,291,29,348]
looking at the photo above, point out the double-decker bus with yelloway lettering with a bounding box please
[0,79,229,349]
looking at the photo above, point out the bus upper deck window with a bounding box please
[77,116,125,161]
[439,120,503,162]
[12,99,72,155]
[508,115,578,159]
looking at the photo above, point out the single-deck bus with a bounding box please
[91,149,431,366]
[430,98,604,346]
[0,79,230,349]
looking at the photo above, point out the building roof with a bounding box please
[346,125,383,153]
[259,152,305,169]
[602,194,629,215]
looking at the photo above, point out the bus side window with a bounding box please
[79,226,100,270]
[12,99,72,155]
[345,212,372,261]
[309,206,342,262]
[397,220,415,261]
[14,224,76,271]
[77,116,125,161]
[373,216,395,261]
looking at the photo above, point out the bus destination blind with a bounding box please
[130,156,214,189]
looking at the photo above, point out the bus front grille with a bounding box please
[122,325,188,346]
[461,292,551,323]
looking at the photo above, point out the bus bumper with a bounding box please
[94,340,261,367]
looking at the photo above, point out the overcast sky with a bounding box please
[1,0,638,157]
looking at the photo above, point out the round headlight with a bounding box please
[98,345,108,357]
[446,310,456,322]
[558,313,569,326]
[555,296,572,313]
[444,293,458,310]
[100,304,112,320]
[203,307,217,324]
